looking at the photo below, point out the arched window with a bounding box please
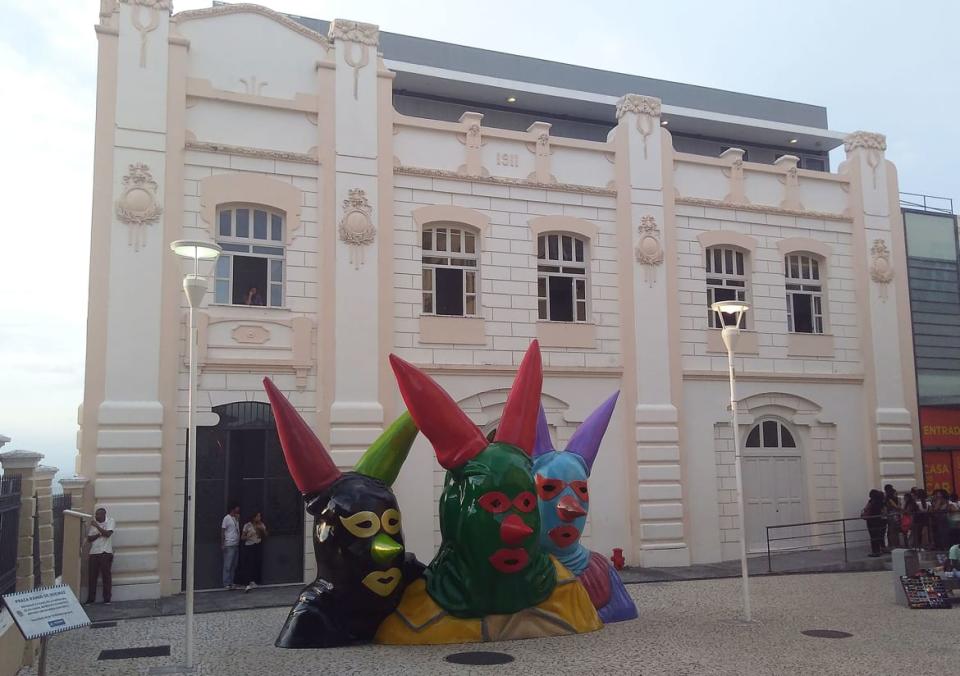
[745,419,796,448]
[215,205,285,307]
[537,233,588,322]
[784,253,824,334]
[422,224,479,316]
[705,246,749,329]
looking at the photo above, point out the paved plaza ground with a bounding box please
[34,570,957,675]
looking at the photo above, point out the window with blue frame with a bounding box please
[215,205,285,307]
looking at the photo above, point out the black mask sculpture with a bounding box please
[264,378,422,648]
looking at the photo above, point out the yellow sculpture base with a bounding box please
[375,556,602,644]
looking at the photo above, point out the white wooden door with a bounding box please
[742,455,805,552]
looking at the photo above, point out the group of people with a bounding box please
[862,485,960,556]
[221,504,269,591]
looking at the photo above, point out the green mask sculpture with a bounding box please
[389,341,556,617]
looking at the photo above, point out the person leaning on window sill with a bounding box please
[245,287,265,306]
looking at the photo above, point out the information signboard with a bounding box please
[1,584,90,640]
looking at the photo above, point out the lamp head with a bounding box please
[710,300,749,330]
[170,239,222,261]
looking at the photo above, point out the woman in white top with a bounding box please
[237,511,268,592]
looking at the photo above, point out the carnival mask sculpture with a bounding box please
[263,378,422,648]
[532,392,638,622]
[376,341,602,644]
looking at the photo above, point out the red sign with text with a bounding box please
[923,451,955,494]
[919,407,960,447]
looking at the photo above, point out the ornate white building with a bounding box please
[77,1,921,600]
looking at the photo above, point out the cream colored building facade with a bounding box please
[77,1,921,600]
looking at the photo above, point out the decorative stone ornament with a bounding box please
[869,238,895,300]
[120,0,173,8]
[844,131,887,189]
[338,189,376,269]
[775,155,803,211]
[615,94,662,159]
[328,19,380,100]
[635,216,664,287]
[115,163,163,251]
[231,325,270,345]
[121,0,172,67]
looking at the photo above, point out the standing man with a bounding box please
[221,503,241,590]
[86,506,115,604]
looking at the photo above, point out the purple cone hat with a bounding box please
[565,391,619,471]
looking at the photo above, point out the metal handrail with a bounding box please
[900,192,955,214]
[765,515,881,573]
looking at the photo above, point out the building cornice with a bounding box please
[394,165,616,197]
[173,3,331,49]
[676,196,852,222]
[419,363,623,378]
[186,140,317,164]
[683,370,864,384]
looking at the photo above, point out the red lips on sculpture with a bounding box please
[488,548,530,573]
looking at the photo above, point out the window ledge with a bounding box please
[537,321,596,349]
[419,315,487,345]
[209,303,289,313]
[706,330,759,354]
[788,332,834,357]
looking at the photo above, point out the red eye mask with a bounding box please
[535,475,564,501]
[536,475,589,503]
[479,491,537,513]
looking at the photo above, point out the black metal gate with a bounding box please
[0,475,22,596]
[53,493,72,577]
[186,401,303,590]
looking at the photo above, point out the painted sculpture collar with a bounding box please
[532,392,619,575]
[390,341,556,618]
[264,378,418,645]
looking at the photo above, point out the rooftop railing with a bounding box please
[900,192,955,214]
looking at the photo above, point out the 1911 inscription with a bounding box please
[496,153,519,167]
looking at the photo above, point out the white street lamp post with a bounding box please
[711,300,752,623]
[170,240,221,672]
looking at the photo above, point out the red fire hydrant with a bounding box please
[611,548,625,570]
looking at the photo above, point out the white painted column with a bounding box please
[617,95,690,566]
[92,0,172,600]
[844,132,919,490]
[326,19,385,467]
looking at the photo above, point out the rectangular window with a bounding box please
[785,254,824,334]
[537,233,588,322]
[421,225,479,317]
[216,207,285,307]
[706,247,748,329]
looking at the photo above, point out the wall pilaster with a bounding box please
[0,450,42,592]
[615,94,690,566]
[843,131,919,490]
[33,466,57,586]
[326,19,386,467]
[88,0,173,600]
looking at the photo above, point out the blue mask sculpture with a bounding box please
[532,392,638,623]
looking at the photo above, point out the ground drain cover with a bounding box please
[89,621,118,629]
[802,629,852,639]
[445,651,515,665]
[99,645,171,660]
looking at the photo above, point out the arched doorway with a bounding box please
[187,401,303,590]
[741,419,806,552]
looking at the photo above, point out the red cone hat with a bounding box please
[263,377,341,494]
[389,354,487,470]
[494,340,543,456]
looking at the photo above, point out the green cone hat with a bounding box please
[353,411,418,486]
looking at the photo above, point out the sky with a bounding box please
[0,0,957,480]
